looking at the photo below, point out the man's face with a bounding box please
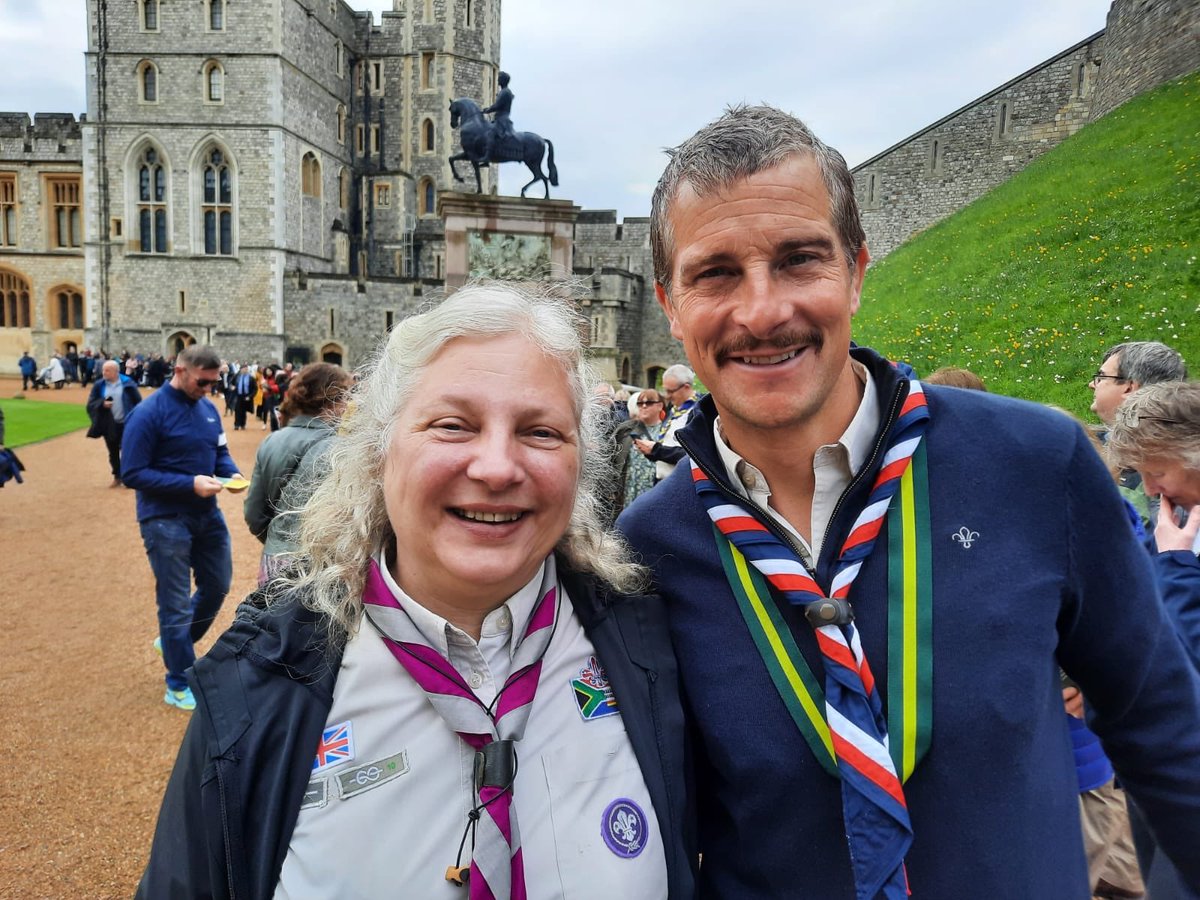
[655,154,867,436]
[103,362,119,383]
[1138,456,1200,511]
[1089,353,1134,425]
[662,377,689,405]
[177,365,220,401]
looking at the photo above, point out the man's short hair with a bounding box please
[1102,341,1188,386]
[177,345,222,371]
[663,364,695,387]
[650,104,865,295]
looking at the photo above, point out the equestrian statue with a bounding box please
[449,71,558,199]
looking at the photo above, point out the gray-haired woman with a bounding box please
[1106,380,1200,900]
[137,283,695,900]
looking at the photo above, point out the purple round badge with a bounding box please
[601,798,648,858]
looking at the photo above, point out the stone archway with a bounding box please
[166,331,195,357]
[645,365,665,390]
[320,342,344,366]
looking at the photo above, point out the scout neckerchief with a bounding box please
[361,557,561,900]
[692,379,931,900]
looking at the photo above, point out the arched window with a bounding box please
[207,0,225,31]
[419,177,435,216]
[49,286,85,330]
[466,0,474,27]
[421,118,434,153]
[339,168,350,209]
[135,144,169,253]
[0,270,32,328]
[139,61,159,103]
[200,146,234,255]
[320,342,344,366]
[204,61,224,103]
[302,152,321,198]
[335,40,344,76]
[337,104,346,143]
[141,0,159,31]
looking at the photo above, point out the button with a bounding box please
[741,472,758,490]
[468,672,484,690]
[496,609,512,629]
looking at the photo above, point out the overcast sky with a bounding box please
[0,0,1112,218]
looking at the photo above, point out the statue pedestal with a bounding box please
[438,192,581,290]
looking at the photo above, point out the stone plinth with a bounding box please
[438,192,581,290]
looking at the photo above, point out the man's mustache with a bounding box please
[718,330,824,360]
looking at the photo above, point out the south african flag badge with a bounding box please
[571,655,620,720]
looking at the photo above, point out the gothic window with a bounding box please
[928,138,943,174]
[422,118,434,153]
[207,0,225,31]
[355,125,365,155]
[51,287,85,329]
[141,0,159,32]
[204,61,224,103]
[335,40,344,76]
[0,270,32,328]
[418,177,435,216]
[339,168,350,209]
[47,177,82,249]
[139,61,159,103]
[337,104,346,143]
[370,125,380,155]
[421,53,434,90]
[302,152,321,198]
[0,175,16,247]
[375,183,391,208]
[1077,64,1087,98]
[136,145,169,253]
[997,101,1012,137]
[370,61,384,95]
[466,0,474,27]
[200,147,234,255]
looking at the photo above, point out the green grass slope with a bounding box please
[0,399,90,448]
[856,70,1199,417]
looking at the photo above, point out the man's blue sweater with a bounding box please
[619,346,1200,899]
[121,382,239,522]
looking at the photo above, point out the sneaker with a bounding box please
[164,687,196,711]
[153,636,162,656]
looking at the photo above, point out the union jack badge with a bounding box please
[312,720,355,773]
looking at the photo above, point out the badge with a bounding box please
[312,720,355,773]
[571,655,619,720]
[336,750,410,799]
[300,778,328,810]
[601,798,648,858]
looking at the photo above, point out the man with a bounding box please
[633,364,700,482]
[18,351,36,391]
[1089,340,1188,522]
[618,105,1200,898]
[86,359,142,487]
[482,70,515,162]
[121,345,244,711]
[233,364,256,431]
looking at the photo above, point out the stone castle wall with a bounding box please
[1091,0,1200,118]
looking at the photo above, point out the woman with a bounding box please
[137,283,694,899]
[243,362,352,584]
[616,388,665,510]
[1105,380,1200,900]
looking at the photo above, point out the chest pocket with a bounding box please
[539,736,667,900]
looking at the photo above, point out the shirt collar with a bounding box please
[372,550,549,659]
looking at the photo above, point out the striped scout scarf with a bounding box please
[692,379,930,900]
[362,557,561,900]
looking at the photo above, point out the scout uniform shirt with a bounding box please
[275,557,667,899]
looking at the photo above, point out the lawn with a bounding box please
[0,399,90,448]
[856,70,1199,417]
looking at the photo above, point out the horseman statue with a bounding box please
[449,71,558,199]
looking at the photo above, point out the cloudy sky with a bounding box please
[0,0,1112,218]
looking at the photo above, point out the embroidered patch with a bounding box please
[300,778,328,810]
[951,526,979,549]
[601,798,648,858]
[336,750,410,799]
[571,655,620,721]
[312,720,355,773]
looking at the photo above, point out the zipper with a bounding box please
[677,378,908,584]
[215,760,238,899]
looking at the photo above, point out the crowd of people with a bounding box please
[17,348,174,391]
[32,103,1197,899]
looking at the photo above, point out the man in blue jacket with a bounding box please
[121,345,244,711]
[18,350,37,390]
[619,104,1200,898]
[86,359,142,487]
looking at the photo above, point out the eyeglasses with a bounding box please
[663,384,686,395]
[1088,371,1125,386]
[636,399,662,407]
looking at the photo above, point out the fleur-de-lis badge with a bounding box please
[952,527,979,549]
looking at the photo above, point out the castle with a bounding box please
[0,0,1195,381]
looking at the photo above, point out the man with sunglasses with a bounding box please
[634,363,701,483]
[121,345,245,711]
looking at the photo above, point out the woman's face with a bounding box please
[636,392,663,425]
[1138,456,1200,510]
[382,333,581,610]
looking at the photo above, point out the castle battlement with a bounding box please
[0,113,84,162]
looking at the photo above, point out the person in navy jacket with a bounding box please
[121,345,244,712]
[619,104,1200,899]
[86,359,143,487]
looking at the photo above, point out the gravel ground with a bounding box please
[0,378,271,898]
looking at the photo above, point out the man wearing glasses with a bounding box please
[634,363,701,483]
[121,345,245,711]
[1089,341,1188,524]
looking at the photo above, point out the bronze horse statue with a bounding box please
[448,98,558,199]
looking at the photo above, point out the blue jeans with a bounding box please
[140,510,232,691]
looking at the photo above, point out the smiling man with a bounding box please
[618,105,1200,899]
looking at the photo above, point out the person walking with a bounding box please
[18,351,37,391]
[120,345,244,711]
[86,359,142,487]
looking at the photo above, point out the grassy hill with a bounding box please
[856,70,1199,417]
